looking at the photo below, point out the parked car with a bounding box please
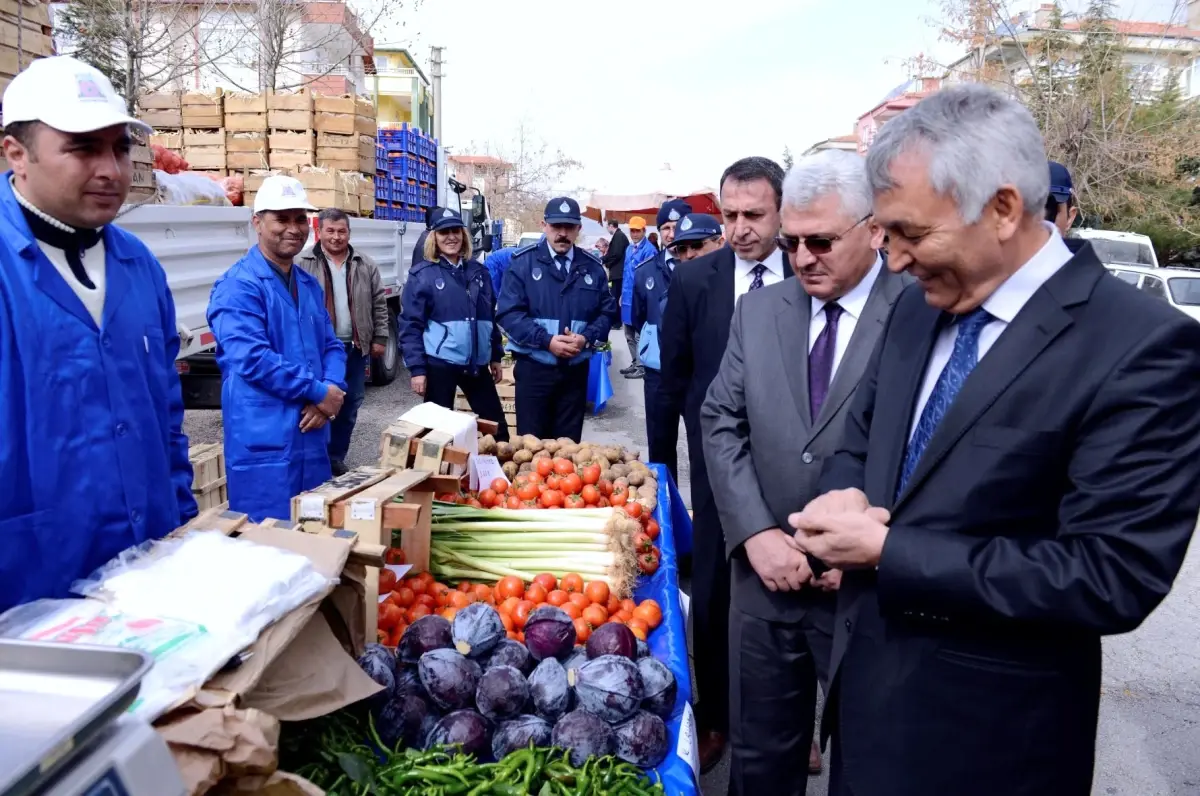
[1073,228,1159,268]
[1105,263,1200,321]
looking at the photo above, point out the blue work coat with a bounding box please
[208,246,347,522]
[0,177,196,611]
[621,237,657,325]
[398,255,503,377]
[632,251,674,371]
[484,247,515,298]
[496,241,619,367]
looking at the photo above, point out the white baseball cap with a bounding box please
[2,56,152,136]
[253,175,318,214]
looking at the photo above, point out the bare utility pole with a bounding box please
[430,45,444,143]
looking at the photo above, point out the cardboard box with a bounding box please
[141,110,183,129]
[225,93,268,114]
[225,113,268,132]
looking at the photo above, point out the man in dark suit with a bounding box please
[603,218,629,294]
[651,156,788,771]
[702,150,909,795]
[790,84,1200,796]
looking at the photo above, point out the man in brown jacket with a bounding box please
[298,208,390,474]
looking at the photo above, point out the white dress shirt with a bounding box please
[909,223,1073,439]
[808,254,883,377]
[547,242,574,271]
[733,248,787,299]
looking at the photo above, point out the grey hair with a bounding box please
[782,150,874,221]
[865,83,1049,223]
[317,207,350,226]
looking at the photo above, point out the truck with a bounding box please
[125,156,493,410]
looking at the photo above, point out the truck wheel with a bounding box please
[371,306,400,386]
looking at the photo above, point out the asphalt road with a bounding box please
[183,329,1199,796]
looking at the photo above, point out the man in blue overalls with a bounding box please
[632,199,692,440]
[497,198,619,441]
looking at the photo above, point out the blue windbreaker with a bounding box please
[484,247,515,298]
[0,178,197,611]
[621,237,657,325]
[496,241,619,366]
[398,255,503,376]
[208,246,347,522]
[632,251,674,371]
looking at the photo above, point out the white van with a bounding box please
[1072,228,1159,268]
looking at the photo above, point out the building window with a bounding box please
[376,55,389,71]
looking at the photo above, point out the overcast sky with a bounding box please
[379,0,1186,197]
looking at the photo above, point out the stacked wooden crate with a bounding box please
[314,95,377,217]
[0,0,54,93]
[453,364,516,431]
[267,90,316,170]
[189,442,227,510]
[181,92,224,176]
[129,143,155,202]
[224,93,269,171]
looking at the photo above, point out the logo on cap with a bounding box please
[668,209,680,221]
[281,184,298,197]
[559,201,570,213]
[442,208,454,218]
[680,217,693,231]
[76,74,105,101]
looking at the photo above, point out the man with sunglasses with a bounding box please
[631,199,691,444]
[653,156,789,773]
[702,150,910,795]
[669,213,725,262]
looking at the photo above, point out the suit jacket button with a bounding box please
[802,452,814,464]
[844,619,852,631]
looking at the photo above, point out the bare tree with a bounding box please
[466,120,584,234]
[918,0,1200,259]
[55,0,240,111]
[201,0,420,92]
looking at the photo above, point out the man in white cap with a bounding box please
[207,175,347,521]
[0,56,197,612]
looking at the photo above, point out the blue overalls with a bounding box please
[496,241,619,441]
[399,256,510,439]
[632,250,674,444]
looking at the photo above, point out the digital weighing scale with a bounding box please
[0,640,185,796]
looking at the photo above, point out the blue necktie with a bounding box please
[897,307,993,497]
[555,254,569,273]
[748,263,767,291]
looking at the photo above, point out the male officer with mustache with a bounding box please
[497,197,618,441]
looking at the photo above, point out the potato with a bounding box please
[502,461,519,480]
[642,478,659,496]
[600,468,615,483]
[478,434,497,455]
[518,462,533,474]
[626,469,645,487]
[559,443,581,458]
[638,495,658,513]
[610,464,630,479]
[512,449,533,465]
[637,484,657,500]
[524,437,545,453]
[557,437,575,447]
[544,440,561,455]
[603,446,623,463]
[572,451,591,466]
[495,441,515,462]
[533,449,552,460]
[613,476,630,490]
[622,449,642,463]
[594,454,612,470]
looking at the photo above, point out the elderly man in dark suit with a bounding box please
[702,149,908,796]
[652,156,789,771]
[791,83,1200,796]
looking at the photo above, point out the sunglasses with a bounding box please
[776,214,871,256]
[669,236,719,253]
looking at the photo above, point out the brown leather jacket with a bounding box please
[297,244,390,356]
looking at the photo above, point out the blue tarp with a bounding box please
[634,464,699,795]
[587,349,614,414]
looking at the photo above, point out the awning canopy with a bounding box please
[583,170,721,224]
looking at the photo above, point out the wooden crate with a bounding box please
[188,442,225,490]
[454,365,516,425]
[181,92,224,129]
[267,90,314,132]
[226,131,269,169]
[193,478,228,511]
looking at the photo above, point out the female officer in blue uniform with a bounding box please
[496,197,619,442]
[399,207,510,441]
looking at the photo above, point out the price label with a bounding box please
[350,499,377,521]
[299,495,324,521]
[677,702,700,781]
[471,455,508,492]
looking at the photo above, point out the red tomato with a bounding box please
[565,494,587,509]
[599,479,614,497]
[580,484,600,505]
[516,482,539,502]
[560,473,582,496]
[536,458,554,477]
[610,489,628,507]
[478,488,498,508]
[506,494,523,509]
[545,474,561,491]
[491,478,510,495]
[553,457,576,476]
[582,464,601,485]
[533,573,558,591]
[540,489,564,509]
[378,568,398,593]
[623,501,643,520]
[645,518,661,541]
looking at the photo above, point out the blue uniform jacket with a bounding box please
[0,177,197,611]
[631,251,674,371]
[621,237,657,325]
[496,241,619,367]
[485,247,515,298]
[398,255,503,376]
[207,246,347,522]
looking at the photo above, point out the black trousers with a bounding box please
[513,357,589,441]
[642,367,661,444]
[424,361,510,442]
[689,458,730,737]
[728,605,832,796]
